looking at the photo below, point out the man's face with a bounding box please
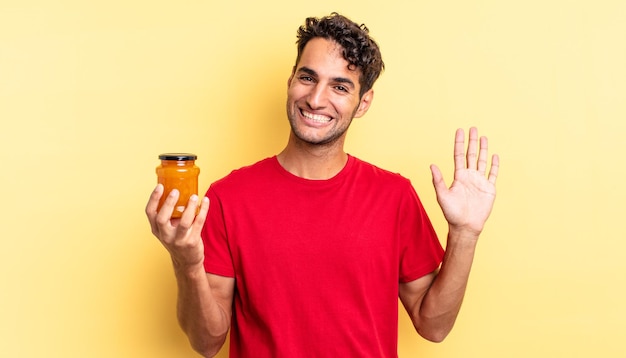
[286,37,373,146]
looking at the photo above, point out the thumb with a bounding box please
[430,164,447,194]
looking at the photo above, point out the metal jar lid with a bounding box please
[158,153,197,161]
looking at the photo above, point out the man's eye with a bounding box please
[335,85,348,92]
[300,76,313,82]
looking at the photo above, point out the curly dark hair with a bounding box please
[295,13,385,97]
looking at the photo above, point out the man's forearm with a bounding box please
[174,262,230,357]
[417,228,478,342]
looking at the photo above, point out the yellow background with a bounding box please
[2,1,625,357]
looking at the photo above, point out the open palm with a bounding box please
[431,128,499,235]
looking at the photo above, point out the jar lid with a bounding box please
[158,153,197,161]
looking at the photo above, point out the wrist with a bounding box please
[447,225,481,247]
[172,259,206,278]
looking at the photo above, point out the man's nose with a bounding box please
[306,84,328,109]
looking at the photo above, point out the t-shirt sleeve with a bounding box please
[201,185,236,277]
[398,182,445,283]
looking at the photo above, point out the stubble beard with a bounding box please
[286,101,358,147]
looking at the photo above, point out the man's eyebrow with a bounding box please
[333,76,356,89]
[296,66,318,78]
[297,66,356,89]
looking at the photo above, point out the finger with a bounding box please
[178,194,200,231]
[145,184,164,219]
[477,136,489,174]
[430,164,448,193]
[146,185,165,237]
[155,188,179,227]
[453,128,466,174]
[488,154,500,184]
[466,127,479,170]
[192,196,210,232]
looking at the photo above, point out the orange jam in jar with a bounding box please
[156,153,200,218]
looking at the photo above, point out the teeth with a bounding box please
[302,110,331,123]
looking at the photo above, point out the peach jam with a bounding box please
[156,153,200,218]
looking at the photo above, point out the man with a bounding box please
[146,13,499,358]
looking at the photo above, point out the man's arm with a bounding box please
[175,268,234,357]
[146,185,234,357]
[400,127,499,342]
[399,228,478,342]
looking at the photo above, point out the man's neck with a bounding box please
[276,136,348,180]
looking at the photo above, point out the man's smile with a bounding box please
[301,109,332,123]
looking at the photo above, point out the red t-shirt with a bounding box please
[202,155,444,357]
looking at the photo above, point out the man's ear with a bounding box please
[354,89,374,118]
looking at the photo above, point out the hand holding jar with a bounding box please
[145,153,209,269]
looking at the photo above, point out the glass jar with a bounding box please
[156,153,200,218]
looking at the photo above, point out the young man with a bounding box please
[146,13,499,358]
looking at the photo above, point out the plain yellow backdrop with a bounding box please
[2,1,625,357]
